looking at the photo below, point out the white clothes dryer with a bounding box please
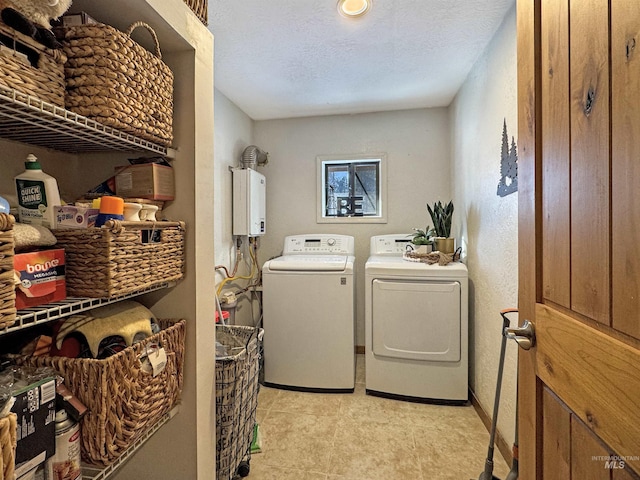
[262,234,356,392]
[365,234,468,403]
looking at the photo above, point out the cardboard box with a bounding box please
[115,163,175,201]
[12,377,56,477]
[54,205,99,229]
[16,463,46,480]
[61,11,98,26]
[14,249,66,310]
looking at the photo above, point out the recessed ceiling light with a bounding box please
[337,0,372,18]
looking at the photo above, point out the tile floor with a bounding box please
[249,355,511,480]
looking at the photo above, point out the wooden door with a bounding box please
[517,0,640,478]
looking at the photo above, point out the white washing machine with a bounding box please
[262,234,355,392]
[365,234,468,403]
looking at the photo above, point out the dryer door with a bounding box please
[371,279,460,361]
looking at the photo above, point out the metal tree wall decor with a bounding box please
[497,119,518,197]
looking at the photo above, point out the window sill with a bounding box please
[316,215,387,224]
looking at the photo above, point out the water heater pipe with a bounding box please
[241,145,269,169]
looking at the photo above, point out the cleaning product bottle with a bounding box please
[14,154,61,228]
[95,195,125,227]
[0,195,9,214]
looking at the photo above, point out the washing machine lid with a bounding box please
[365,256,468,277]
[267,255,350,271]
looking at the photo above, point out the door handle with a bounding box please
[505,320,535,350]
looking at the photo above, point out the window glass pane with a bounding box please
[325,164,349,216]
[318,154,386,223]
[326,165,350,198]
[354,164,378,215]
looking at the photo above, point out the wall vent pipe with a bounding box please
[241,145,269,169]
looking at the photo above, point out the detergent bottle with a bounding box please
[0,195,9,214]
[14,154,61,228]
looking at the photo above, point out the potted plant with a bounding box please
[427,200,455,253]
[409,226,434,254]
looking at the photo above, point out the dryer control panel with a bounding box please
[370,234,413,255]
[283,234,355,255]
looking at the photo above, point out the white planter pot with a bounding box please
[411,244,432,254]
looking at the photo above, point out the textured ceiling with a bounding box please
[208,0,515,120]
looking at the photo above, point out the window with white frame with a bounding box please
[317,154,387,223]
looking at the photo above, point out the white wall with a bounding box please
[213,89,260,326]
[253,109,451,345]
[450,6,518,446]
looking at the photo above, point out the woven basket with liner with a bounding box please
[15,318,185,466]
[0,214,16,330]
[184,0,208,25]
[53,220,185,298]
[57,21,173,146]
[0,22,66,106]
[0,413,17,480]
[216,325,261,480]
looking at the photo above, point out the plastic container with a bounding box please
[221,298,237,325]
[139,204,159,221]
[123,202,142,221]
[0,195,9,213]
[14,154,61,228]
[95,196,125,227]
[215,310,230,324]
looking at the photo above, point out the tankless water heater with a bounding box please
[232,167,266,236]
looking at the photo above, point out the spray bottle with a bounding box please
[14,154,61,228]
[0,195,9,214]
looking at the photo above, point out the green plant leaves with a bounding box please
[411,226,434,245]
[427,200,454,238]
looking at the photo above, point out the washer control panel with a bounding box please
[284,234,355,255]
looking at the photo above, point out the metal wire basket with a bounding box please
[216,325,262,480]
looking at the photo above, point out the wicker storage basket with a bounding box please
[0,22,66,106]
[0,413,17,480]
[0,214,15,330]
[53,220,185,298]
[15,318,185,466]
[216,325,261,480]
[184,0,208,25]
[57,21,173,146]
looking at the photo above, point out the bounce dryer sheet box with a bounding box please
[14,249,66,310]
[54,205,99,229]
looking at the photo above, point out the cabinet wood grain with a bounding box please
[611,0,640,340]
[542,387,571,480]
[571,415,611,480]
[569,0,610,324]
[541,0,570,308]
[536,304,640,472]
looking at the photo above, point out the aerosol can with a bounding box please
[46,410,81,480]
